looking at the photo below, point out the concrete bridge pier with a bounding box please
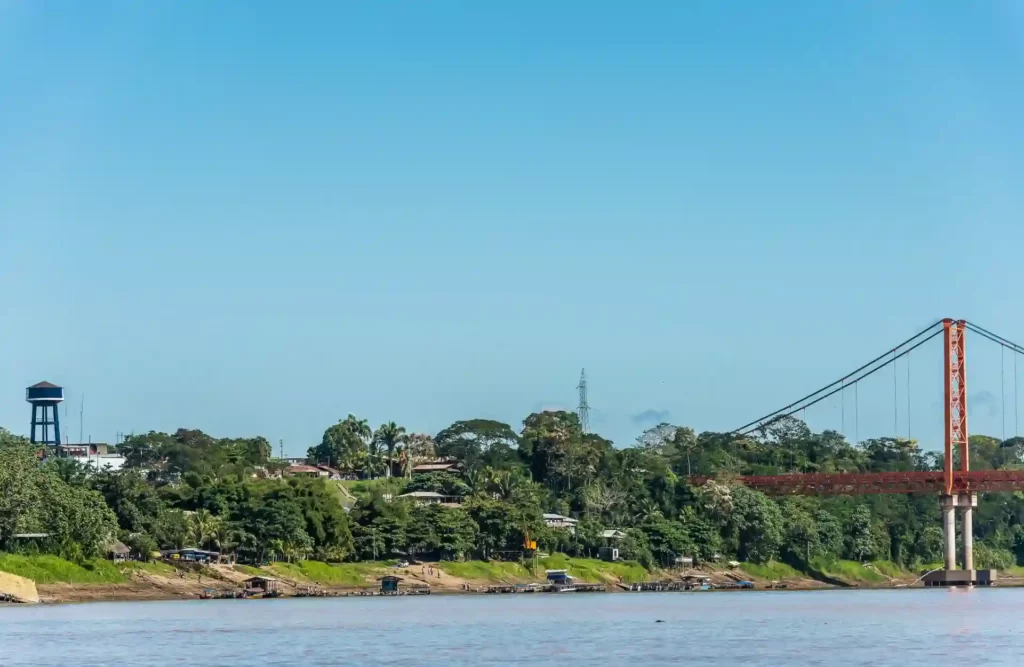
[961,493,975,572]
[926,492,989,587]
[941,495,957,571]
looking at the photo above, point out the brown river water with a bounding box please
[1,588,1021,666]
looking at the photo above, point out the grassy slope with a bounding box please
[740,561,804,581]
[267,560,392,586]
[538,554,649,584]
[811,557,888,584]
[0,554,127,584]
[233,564,264,577]
[341,478,409,502]
[439,561,532,582]
[868,560,912,579]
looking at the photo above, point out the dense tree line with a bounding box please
[4,412,1024,574]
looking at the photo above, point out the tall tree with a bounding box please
[373,422,407,478]
[308,415,372,470]
[435,419,519,470]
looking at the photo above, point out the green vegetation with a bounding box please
[439,560,531,582]
[268,560,390,586]
[0,554,126,584]
[6,411,1024,588]
[741,560,804,581]
[868,560,910,579]
[538,554,649,584]
[342,478,408,502]
[811,557,887,584]
[233,564,264,577]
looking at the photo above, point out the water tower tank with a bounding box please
[26,381,63,446]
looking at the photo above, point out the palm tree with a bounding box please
[488,468,523,501]
[463,468,483,495]
[188,509,221,550]
[631,497,662,524]
[373,422,407,479]
[342,415,372,445]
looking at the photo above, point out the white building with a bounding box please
[543,513,579,535]
[56,444,126,472]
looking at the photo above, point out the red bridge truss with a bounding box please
[692,469,1024,496]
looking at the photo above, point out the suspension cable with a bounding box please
[965,321,1024,354]
[1003,345,1007,442]
[907,350,911,441]
[738,327,944,436]
[732,320,946,435]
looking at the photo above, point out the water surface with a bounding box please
[1,589,1020,666]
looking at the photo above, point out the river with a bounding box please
[0,588,1020,665]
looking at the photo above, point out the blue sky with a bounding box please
[2,1,1024,454]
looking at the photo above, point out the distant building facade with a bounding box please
[55,443,126,471]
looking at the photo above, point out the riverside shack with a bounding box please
[243,576,280,596]
[380,576,402,594]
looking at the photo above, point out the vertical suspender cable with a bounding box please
[1016,350,1019,439]
[907,351,911,441]
[893,350,898,435]
[841,379,845,434]
[855,381,860,444]
[1003,345,1007,442]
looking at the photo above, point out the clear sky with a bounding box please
[2,1,1024,454]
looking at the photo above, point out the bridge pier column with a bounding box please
[959,492,977,573]
[941,495,956,571]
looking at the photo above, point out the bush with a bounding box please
[974,543,1015,570]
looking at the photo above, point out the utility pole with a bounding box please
[577,369,591,434]
[279,439,284,459]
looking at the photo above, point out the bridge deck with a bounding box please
[691,470,1024,495]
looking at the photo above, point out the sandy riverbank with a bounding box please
[26,564,833,604]
[18,559,1020,604]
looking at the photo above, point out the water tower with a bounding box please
[26,381,63,446]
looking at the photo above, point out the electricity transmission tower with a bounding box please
[577,369,591,434]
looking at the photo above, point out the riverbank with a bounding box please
[9,553,1024,604]
[0,559,933,604]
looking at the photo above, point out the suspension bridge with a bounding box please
[693,318,1024,586]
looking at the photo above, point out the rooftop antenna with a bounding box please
[80,394,85,444]
[577,369,591,434]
